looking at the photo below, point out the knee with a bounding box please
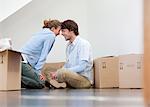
[56,68,69,81]
[57,69,67,77]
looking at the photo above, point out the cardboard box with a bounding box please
[119,54,143,88]
[41,62,65,75]
[0,50,21,90]
[94,56,119,88]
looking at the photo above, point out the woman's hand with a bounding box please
[40,74,46,80]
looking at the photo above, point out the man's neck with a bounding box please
[70,34,76,43]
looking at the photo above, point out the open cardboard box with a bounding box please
[0,50,21,91]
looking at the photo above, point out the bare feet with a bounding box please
[49,79,66,89]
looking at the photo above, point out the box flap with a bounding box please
[0,49,21,54]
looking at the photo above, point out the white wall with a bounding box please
[0,24,2,38]
[88,0,143,58]
[0,0,32,22]
[0,0,88,62]
[0,0,143,62]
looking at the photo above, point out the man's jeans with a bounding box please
[21,63,44,89]
[44,68,91,89]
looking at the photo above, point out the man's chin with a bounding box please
[65,38,69,41]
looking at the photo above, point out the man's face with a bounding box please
[61,29,71,41]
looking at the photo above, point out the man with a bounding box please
[44,19,93,89]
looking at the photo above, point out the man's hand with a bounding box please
[50,72,57,80]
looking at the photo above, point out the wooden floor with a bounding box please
[0,89,145,107]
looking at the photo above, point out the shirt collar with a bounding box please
[69,36,80,46]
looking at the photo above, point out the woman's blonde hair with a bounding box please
[43,19,61,29]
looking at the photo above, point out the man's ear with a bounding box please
[51,27,55,31]
[70,31,74,35]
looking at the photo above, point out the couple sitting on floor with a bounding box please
[20,19,93,89]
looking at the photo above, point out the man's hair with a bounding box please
[61,20,79,36]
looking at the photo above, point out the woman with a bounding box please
[20,19,61,89]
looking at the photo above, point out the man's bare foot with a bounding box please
[49,79,66,89]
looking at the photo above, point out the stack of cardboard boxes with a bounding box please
[94,54,143,89]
